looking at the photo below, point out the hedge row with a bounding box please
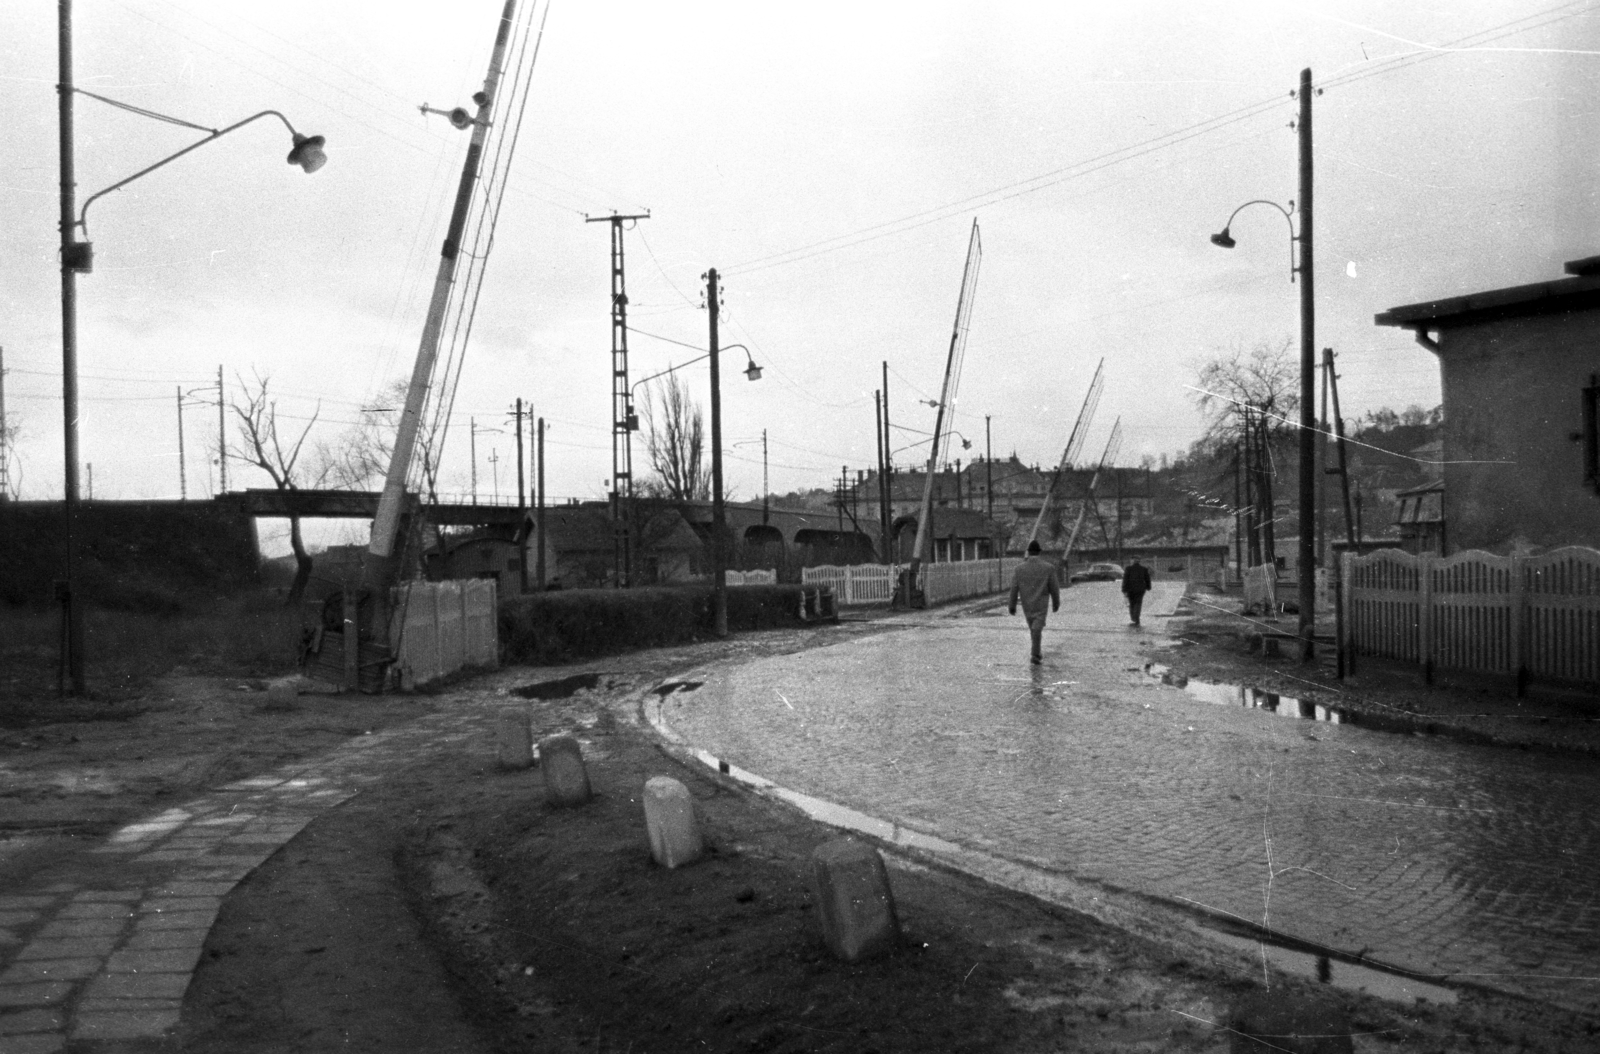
[498,584,818,665]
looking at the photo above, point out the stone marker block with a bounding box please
[262,677,299,711]
[496,712,533,770]
[809,838,899,962]
[642,777,703,869]
[1227,992,1353,1054]
[539,735,591,806]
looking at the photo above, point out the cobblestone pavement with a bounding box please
[0,704,502,1052]
[662,582,1600,1015]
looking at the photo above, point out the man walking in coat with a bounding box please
[1008,540,1061,665]
[1121,556,1153,627]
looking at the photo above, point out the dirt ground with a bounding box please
[4,609,1597,1052]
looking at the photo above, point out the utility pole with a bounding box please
[488,448,501,502]
[513,397,527,592]
[470,415,478,503]
[1318,351,1329,570]
[361,0,518,632]
[87,462,93,500]
[875,391,887,561]
[586,210,649,588]
[512,397,525,507]
[0,346,9,500]
[705,267,728,637]
[1324,348,1356,548]
[882,362,893,563]
[58,0,86,693]
[216,364,227,494]
[176,386,186,500]
[761,428,769,525]
[1295,66,1316,661]
[536,416,546,590]
[985,415,993,521]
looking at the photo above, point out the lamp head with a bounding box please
[744,360,763,382]
[287,133,327,173]
[1209,227,1235,249]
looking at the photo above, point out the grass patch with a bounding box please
[0,590,305,705]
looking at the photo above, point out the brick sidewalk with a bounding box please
[0,708,491,1051]
[661,582,1600,1015]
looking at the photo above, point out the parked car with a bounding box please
[1069,561,1124,583]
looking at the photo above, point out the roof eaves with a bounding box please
[1374,273,1600,331]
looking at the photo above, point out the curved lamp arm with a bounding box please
[629,344,762,398]
[78,110,325,236]
[1209,199,1297,280]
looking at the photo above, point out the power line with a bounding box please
[719,1,1595,280]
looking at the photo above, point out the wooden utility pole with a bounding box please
[512,398,525,507]
[881,362,893,563]
[536,416,546,590]
[58,0,87,694]
[1324,348,1356,548]
[217,364,227,494]
[1295,66,1316,661]
[875,392,887,560]
[985,415,993,520]
[176,386,186,500]
[0,347,9,500]
[706,268,728,637]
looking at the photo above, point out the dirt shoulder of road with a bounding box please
[3,612,1595,1051]
[1148,588,1600,756]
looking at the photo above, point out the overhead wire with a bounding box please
[718,1,1596,283]
[423,0,549,496]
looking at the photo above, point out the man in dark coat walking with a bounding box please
[1008,540,1061,664]
[1121,556,1153,626]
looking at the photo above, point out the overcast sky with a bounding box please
[4,1,1597,553]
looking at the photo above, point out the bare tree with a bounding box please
[320,378,443,502]
[641,372,710,501]
[233,372,330,604]
[1191,338,1299,568]
[1192,337,1300,443]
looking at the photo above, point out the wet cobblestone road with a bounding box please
[663,583,1600,1013]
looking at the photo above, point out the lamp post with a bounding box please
[1209,67,1315,663]
[55,0,324,694]
[627,331,762,615]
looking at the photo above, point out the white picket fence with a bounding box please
[725,569,777,586]
[1344,546,1600,689]
[391,578,499,687]
[802,564,894,604]
[803,559,1023,607]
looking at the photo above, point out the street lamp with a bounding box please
[56,0,325,693]
[1208,67,1316,663]
[701,270,767,637]
[626,344,762,432]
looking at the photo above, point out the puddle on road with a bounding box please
[512,673,605,699]
[653,681,703,697]
[680,742,1459,1007]
[1145,665,1354,726]
[1202,927,1458,1005]
[688,749,961,855]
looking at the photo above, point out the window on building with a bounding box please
[1584,374,1599,491]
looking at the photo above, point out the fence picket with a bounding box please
[1347,546,1599,691]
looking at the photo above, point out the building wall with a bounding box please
[1440,312,1600,552]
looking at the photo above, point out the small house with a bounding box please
[1376,255,1600,554]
